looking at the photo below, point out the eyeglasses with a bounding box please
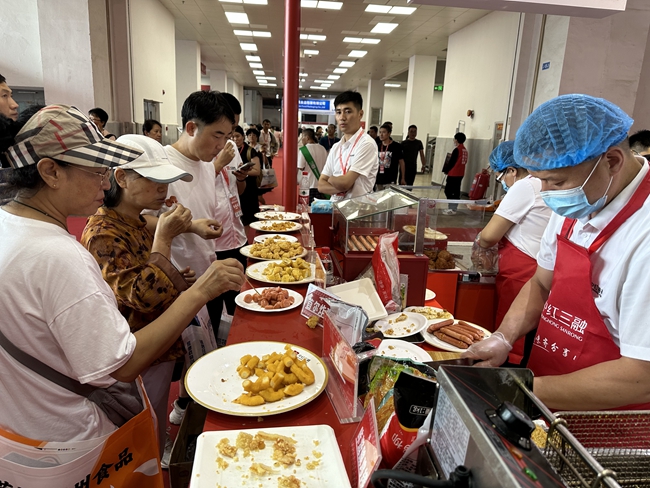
[495,172,505,182]
[69,165,113,185]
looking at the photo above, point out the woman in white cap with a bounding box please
[81,134,201,459]
[0,105,244,482]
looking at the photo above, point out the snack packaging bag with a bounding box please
[357,232,401,312]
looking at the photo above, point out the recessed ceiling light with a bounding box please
[365,4,391,13]
[389,6,416,14]
[249,62,264,68]
[253,70,265,75]
[333,68,347,74]
[371,23,397,34]
[360,38,381,44]
[234,30,254,36]
[327,75,340,80]
[318,1,342,9]
[246,55,261,61]
[299,85,303,88]
[339,61,355,68]
[225,12,250,24]
[304,49,319,55]
[241,43,258,51]
[243,0,268,4]
[322,94,326,98]
[348,50,367,58]
[384,83,401,87]
[343,37,363,43]
[301,0,318,7]
[252,31,272,37]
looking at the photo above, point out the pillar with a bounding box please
[403,55,437,137]
[175,40,201,127]
[210,70,228,93]
[366,79,384,126]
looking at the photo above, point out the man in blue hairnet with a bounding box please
[463,94,650,411]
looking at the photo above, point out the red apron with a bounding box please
[527,169,650,410]
[495,239,538,363]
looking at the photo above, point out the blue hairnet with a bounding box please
[489,141,517,172]
[514,94,633,170]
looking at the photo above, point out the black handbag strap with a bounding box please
[0,328,96,397]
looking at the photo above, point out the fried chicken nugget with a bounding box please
[234,393,265,406]
[284,383,305,396]
[290,363,315,385]
[259,388,285,402]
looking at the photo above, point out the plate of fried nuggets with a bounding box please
[240,238,307,260]
[246,258,315,285]
[185,341,328,416]
[190,425,351,488]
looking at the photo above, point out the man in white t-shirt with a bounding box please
[464,94,650,411]
[318,91,378,202]
[297,127,328,202]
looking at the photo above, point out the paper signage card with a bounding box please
[351,398,382,488]
[300,284,339,327]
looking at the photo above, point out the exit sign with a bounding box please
[434,85,443,91]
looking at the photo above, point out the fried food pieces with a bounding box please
[244,286,295,310]
[424,249,456,270]
[233,345,316,406]
[249,237,304,260]
[262,258,311,283]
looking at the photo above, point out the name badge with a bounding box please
[230,195,243,218]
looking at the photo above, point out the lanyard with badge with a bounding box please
[338,130,364,175]
[221,168,243,218]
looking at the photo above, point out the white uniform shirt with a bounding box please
[259,130,275,157]
[214,139,247,252]
[495,176,552,259]
[146,145,218,277]
[537,159,650,361]
[321,127,379,202]
[0,212,136,441]
[298,142,328,189]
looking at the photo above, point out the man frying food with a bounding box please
[463,94,650,411]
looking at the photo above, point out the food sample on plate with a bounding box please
[347,234,379,252]
[403,225,447,240]
[233,344,315,406]
[383,313,417,336]
[164,195,178,207]
[424,249,456,270]
[407,306,453,321]
[260,221,298,231]
[262,258,311,283]
[260,212,292,220]
[244,287,295,310]
[427,319,486,349]
[249,238,304,260]
[212,430,324,487]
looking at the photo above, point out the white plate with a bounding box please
[190,425,351,488]
[259,204,285,212]
[185,341,328,416]
[425,289,436,301]
[404,306,454,322]
[246,260,316,285]
[234,287,304,313]
[327,278,388,322]
[254,211,302,221]
[240,244,308,260]
[422,319,492,353]
[376,339,431,363]
[374,312,428,338]
[250,220,303,233]
[253,234,298,243]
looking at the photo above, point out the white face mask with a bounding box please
[540,155,613,220]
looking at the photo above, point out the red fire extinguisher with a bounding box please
[469,168,490,200]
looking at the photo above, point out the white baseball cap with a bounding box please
[115,134,193,183]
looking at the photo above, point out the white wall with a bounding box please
[1,0,43,88]
[382,88,407,139]
[429,91,443,138]
[531,15,569,109]
[175,40,201,127]
[130,0,177,124]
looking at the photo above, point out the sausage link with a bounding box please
[449,322,482,339]
[359,235,373,251]
[457,321,485,339]
[351,235,367,251]
[433,331,470,349]
[427,318,455,333]
[440,326,474,345]
[348,238,358,251]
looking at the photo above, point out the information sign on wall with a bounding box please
[299,99,331,111]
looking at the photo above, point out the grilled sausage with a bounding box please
[439,326,474,345]
[351,234,367,251]
[434,331,470,349]
[426,318,455,333]
[348,238,359,251]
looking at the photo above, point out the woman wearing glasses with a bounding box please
[0,106,244,481]
[471,141,552,365]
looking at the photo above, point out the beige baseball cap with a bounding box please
[5,105,142,169]
[116,134,193,184]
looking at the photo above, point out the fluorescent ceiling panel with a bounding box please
[327,75,340,80]
[301,0,318,7]
[339,61,355,67]
[304,49,319,55]
[301,34,327,41]
[253,70,265,75]
[314,80,333,83]
[318,1,343,9]
[299,72,309,77]
[365,4,391,13]
[333,68,348,74]
[225,12,250,24]
[249,62,264,68]
[243,0,268,4]
[390,6,416,14]
[253,31,272,37]
[240,43,258,51]
[371,22,398,34]
[234,30,253,36]
[348,50,367,57]
[343,37,363,43]
[361,38,381,44]
[246,55,261,61]
[384,83,401,87]
[257,76,277,80]
[310,86,328,90]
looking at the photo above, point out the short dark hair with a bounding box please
[408,125,417,131]
[89,108,109,125]
[316,126,322,131]
[246,127,260,138]
[334,91,363,111]
[221,93,242,115]
[0,74,6,85]
[379,123,392,133]
[454,132,466,144]
[181,91,235,130]
[303,128,316,143]
[263,119,271,124]
[143,119,161,134]
[384,121,393,126]
[629,130,650,153]
[234,125,244,136]
[369,126,378,133]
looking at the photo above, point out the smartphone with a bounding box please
[237,161,255,172]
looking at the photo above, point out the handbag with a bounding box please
[259,160,278,189]
[0,328,143,427]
